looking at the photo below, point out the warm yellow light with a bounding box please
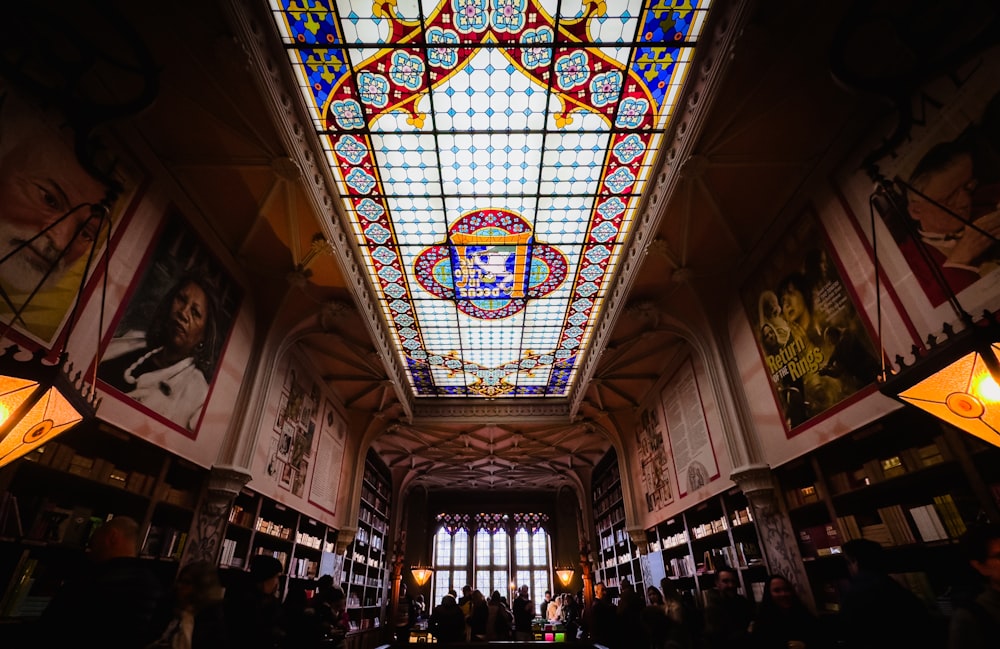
[0,371,86,467]
[973,372,1000,403]
[555,567,575,587]
[411,566,433,586]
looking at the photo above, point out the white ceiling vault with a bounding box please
[15,0,967,494]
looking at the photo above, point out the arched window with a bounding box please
[431,512,551,606]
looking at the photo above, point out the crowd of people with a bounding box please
[31,514,1000,649]
[36,515,351,649]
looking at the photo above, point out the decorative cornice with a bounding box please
[569,0,753,417]
[221,0,413,419]
[411,400,573,422]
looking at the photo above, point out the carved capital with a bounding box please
[731,464,778,517]
[627,526,649,554]
[337,526,358,554]
[208,464,253,499]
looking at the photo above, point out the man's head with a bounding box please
[842,538,884,576]
[518,584,529,598]
[715,567,739,596]
[0,82,110,294]
[88,515,140,562]
[961,523,1000,591]
[249,554,283,596]
[907,140,976,235]
[594,582,606,600]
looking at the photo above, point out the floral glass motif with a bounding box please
[437,512,472,534]
[474,512,509,534]
[270,0,712,398]
[511,512,548,534]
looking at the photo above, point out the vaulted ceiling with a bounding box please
[12,0,993,496]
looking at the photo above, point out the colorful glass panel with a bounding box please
[270,0,712,397]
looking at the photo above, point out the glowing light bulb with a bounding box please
[0,403,9,425]
[973,372,1000,403]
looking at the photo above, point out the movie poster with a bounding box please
[741,210,880,434]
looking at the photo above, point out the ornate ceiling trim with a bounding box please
[568,0,755,417]
[221,0,415,418]
[410,401,573,422]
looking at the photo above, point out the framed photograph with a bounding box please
[740,208,881,435]
[0,74,141,347]
[96,209,242,436]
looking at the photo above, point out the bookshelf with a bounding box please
[341,449,391,638]
[0,422,206,623]
[219,489,338,602]
[774,408,996,617]
[646,488,767,604]
[592,449,644,604]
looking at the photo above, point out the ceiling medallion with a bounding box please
[415,209,567,319]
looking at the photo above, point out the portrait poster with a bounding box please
[740,210,880,435]
[661,358,720,497]
[636,404,673,513]
[0,74,140,346]
[834,45,1000,319]
[96,210,242,436]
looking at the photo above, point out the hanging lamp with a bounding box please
[870,178,1000,447]
[0,200,114,467]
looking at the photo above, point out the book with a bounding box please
[0,553,36,617]
[0,492,23,538]
[27,505,73,543]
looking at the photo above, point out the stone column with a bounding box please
[731,464,814,609]
[180,464,251,566]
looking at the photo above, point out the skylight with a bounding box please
[270,0,711,398]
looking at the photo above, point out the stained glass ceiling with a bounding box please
[270,0,711,398]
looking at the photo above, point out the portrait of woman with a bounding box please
[97,212,240,434]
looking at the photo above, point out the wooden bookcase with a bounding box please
[219,488,338,601]
[0,422,206,623]
[342,449,391,639]
[774,408,1000,618]
[645,488,767,604]
[592,449,644,604]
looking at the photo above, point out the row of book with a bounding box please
[288,555,319,578]
[826,437,953,494]
[691,516,729,539]
[596,507,627,533]
[648,529,688,552]
[23,503,106,547]
[833,494,967,546]
[666,554,697,578]
[219,537,246,568]
[255,516,294,540]
[24,441,160,497]
[141,525,188,560]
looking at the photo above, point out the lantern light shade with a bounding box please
[880,321,1000,448]
[0,346,99,467]
[411,565,433,586]
[555,566,575,587]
